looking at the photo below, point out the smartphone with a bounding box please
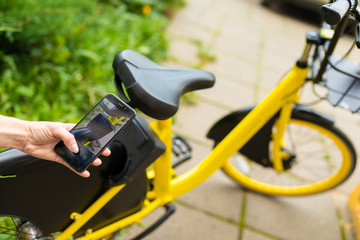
[54,93,136,173]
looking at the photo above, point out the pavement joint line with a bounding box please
[253,26,266,104]
[216,47,295,83]
[245,0,255,21]
[335,207,347,240]
[281,12,291,35]
[189,11,224,69]
[238,191,247,240]
[174,199,239,226]
[219,48,260,67]
[190,39,217,69]
[174,199,284,240]
[168,26,285,95]
[207,1,225,48]
[212,70,259,90]
[244,225,285,240]
[332,191,355,240]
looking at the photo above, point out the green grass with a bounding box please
[0,0,184,237]
[0,217,18,240]
[0,0,184,123]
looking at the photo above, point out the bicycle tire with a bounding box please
[0,216,119,239]
[219,111,357,196]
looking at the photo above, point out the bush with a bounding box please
[0,0,183,122]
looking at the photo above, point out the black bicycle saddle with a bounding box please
[113,50,215,120]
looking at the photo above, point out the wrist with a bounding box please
[0,115,29,151]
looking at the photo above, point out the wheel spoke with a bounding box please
[0,217,46,240]
[222,116,355,196]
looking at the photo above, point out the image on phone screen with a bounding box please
[72,98,131,155]
[54,94,135,173]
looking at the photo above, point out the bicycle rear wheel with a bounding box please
[0,216,53,240]
[221,113,356,196]
[0,216,118,240]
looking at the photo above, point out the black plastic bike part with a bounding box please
[320,0,354,25]
[356,23,360,48]
[206,104,335,168]
[353,5,360,22]
[314,12,350,83]
[325,56,360,113]
[207,105,275,167]
[310,22,335,81]
[129,204,176,240]
[104,114,166,186]
[112,50,216,120]
[0,115,165,236]
[311,44,323,80]
[280,150,296,170]
[171,135,192,168]
[307,30,322,45]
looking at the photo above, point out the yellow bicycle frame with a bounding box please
[55,64,308,240]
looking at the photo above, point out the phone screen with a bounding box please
[54,94,135,173]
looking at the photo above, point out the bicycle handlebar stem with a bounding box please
[311,0,360,82]
[297,30,322,68]
[313,14,350,83]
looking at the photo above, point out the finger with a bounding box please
[64,123,76,131]
[53,125,78,154]
[66,165,90,178]
[92,158,102,166]
[100,148,111,157]
[54,155,90,178]
[78,170,90,178]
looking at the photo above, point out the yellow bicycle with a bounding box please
[0,0,358,239]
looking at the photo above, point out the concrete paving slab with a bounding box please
[246,192,342,240]
[143,203,239,240]
[204,54,258,88]
[178,170,244,223]
[167,37,200,66]
[196,74,257,110]
[173,100,229,144]
[332,191,356,240]
[242,229,281,240]
[154,132,246,223]
[213,32,262,65]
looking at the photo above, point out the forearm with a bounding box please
[0,115,29,151]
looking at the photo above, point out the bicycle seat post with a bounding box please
[150,119,173,201]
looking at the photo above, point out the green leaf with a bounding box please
[15,85,34,98]
[76,49,100,63]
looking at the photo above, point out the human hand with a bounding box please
[23,121,111,177]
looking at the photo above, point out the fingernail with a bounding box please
[71,143,79,153]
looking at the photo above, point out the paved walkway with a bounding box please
[126,0,360,239]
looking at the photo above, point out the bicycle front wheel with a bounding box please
[221,113,356,196]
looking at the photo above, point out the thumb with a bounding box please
[54,124,79,153]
